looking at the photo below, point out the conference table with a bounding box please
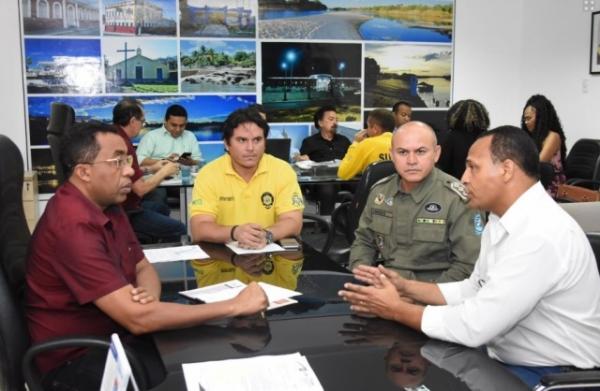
[148,242,529,391]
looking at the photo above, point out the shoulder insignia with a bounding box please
[446,181,469,202]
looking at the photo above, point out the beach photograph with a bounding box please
[181,40,256,93]
[258,0,452,42]
[261,41,362,123]
[103,38,178,93]
[364,43,452,108]
[22,0,100,36]
[25,38,102,94]
[102,0,177,36]
[180,0,257,38]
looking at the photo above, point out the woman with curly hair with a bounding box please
[438,99,490,180]
[521,94,567,197]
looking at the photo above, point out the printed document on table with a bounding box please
[179,279,301,310]
[182,352,323,391]
[143,245,209,263]
[226,241,284,254]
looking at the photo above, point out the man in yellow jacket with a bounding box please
[338,109,394,180]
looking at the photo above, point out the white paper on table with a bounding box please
[100,333,139,391]
[178,279,301,310]
[226,241,284,254]
[143,245,209,263]
[182,352,323,391]
[160,177,182,186]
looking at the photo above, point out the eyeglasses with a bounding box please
[138,117,148,127]
[83,155,133,170]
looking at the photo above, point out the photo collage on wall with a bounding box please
[20,0,453,193]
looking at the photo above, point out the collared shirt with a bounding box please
[338,132,393,180]
[25,182,144,373]
[190,153,304,226]
[422,182,600,368]
[299,132,351,162]
[350,168,481,282]
[136,126,202,163]
[117,126,143,211]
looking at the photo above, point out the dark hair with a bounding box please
[483,125,540,179]
[520,94,567,164]
[164,104,188,121]
[368,109,396,133]
[61,121,119,177]
[392,100,412,113]
[222,107,269,143]
[247,103,266,115]
[447,99,490,134]
[313,105,337,129]
[112,98,144,126]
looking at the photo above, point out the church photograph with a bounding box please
[103,38,178,93]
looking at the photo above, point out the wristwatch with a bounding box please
[264,229,274,245]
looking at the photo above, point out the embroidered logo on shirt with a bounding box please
[473,213,484,236]
[261,192,274,209]
[385,197,394,206]
[219,196,234,201]
[374,193,385,205]
[424,202,442,213]
[292,192,304,207]
[191,199,203,206]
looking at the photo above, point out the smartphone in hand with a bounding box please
[178,152,192,162]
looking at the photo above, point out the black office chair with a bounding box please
[0,135,148,390]
[321,160,396,264]
[535,232,600,390]
[563,139,600,190]
[539,162,555,191]
[266,138,291,162]
[46,102,75,185]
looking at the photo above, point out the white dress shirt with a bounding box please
[422,182,600,368]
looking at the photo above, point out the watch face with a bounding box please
[265,230,273,244]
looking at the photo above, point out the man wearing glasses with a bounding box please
[25,121,268,389]
[112,98,185,242]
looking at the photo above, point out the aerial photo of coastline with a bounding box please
[258,0,452,42]
[364,43,452,108]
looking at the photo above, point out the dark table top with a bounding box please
[150,243,528,391]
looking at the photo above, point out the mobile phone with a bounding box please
[178,152,192,162]
[279,238,300,250]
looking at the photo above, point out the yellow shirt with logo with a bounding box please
[337,132,393,180]
[190,153,304,226]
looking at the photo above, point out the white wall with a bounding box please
[454,0,600,149]
[2,0,598,165]
[0,1,28,167]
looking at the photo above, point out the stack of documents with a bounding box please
[182,352,323,391]
[179,279,301,310]
[143,245,209,263]
[226,241,284,254]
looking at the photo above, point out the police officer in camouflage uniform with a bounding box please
[349,121,484,283]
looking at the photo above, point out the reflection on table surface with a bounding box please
[150,242,529,391]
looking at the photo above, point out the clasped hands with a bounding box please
[233,223,269,249]
[338,265,411,320]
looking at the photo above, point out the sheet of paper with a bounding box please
[182,352,323,391]
[226,241,284,254]
[143,245,209,263]
[160,177,182,186]
[100,333,139,391]
[179,279,301,310]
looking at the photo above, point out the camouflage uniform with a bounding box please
[349,168,484,282]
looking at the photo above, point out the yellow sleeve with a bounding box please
[189,165,219,218]
[274,163,304,216]
[338,141,366,180]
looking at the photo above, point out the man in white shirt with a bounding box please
[339,125,600,387]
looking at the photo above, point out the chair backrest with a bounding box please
[0,134,32,390]
[266,138,291,162]
[346,160,396,242]
[539,161,554,190]
[565,139,600,182]
[46,102,75,185]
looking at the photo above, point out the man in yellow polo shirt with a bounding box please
[190,107,304,249]
[337,109,395,180]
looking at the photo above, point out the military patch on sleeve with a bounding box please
[292,192,304,207]
[473,213,484,235]
[191,199,203,206]
[447,181,469,202]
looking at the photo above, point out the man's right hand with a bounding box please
[354,129,368,143]
[234,223,267,249]
[353,265,407,293]
[158,161,179,177]
[233,282,268,316]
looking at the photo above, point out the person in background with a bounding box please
[338,109,395,180]
[340,126,600,388]
[438,99,490,179]
[392,100,412,130]
[521,94,567,197]
[25,121,267,390]
[190,107,304,249]
[112,98,186,242]
[136,104,202,169]
[297,105,351,162]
